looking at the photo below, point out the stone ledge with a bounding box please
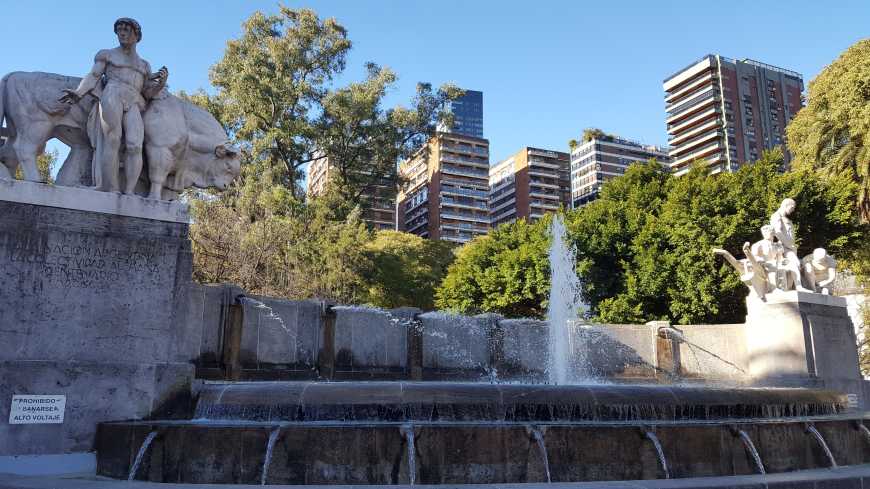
[0,179,188,223]
[751,289,848,308]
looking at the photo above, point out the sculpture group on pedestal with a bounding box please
[714,198,838,301]
[0,18,241,200]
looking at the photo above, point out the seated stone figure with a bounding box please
[713,226,782,301]
[801,248,837,295]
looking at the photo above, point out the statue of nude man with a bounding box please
[59,18,167,194]
[770,198,810,292]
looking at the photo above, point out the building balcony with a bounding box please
[492,208,517,223]
[406,219,428,233]
[528,169,560,178]
[671,141,724,167]
[529,191,560,200]
[440,164,488,179]
[440,210,490,223]
[666,91,718,125]
[670,130,721,158]
[440,199,488,211]
[528,159,562,170]
[441,155,489,169]
[441,187,488,199]
[669,119,720,146]
[530,180,560,190]
[489,197,516,214]
[667,107,720,135]
[665,72,714,104]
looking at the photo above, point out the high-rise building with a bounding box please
[397,132,490,243]
[664,55,803,175]
[489,147,571,228]
[570,135,670,207]
[306,155,396,231]
[439,89,484,138]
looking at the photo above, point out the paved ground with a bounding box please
[2,465,870,489]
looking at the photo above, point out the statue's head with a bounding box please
[760,224,774,240]
[780,198,796,215]
[114,17,142,45]
[813,248,828,262]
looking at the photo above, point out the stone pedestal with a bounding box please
[745,291,860,386]
[0,180,195,472]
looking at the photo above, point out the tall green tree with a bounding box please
[362,231,455,310]
[787,38,870,221]
[436,218,552,318]
[312,63,461,213]
[209,7,352,192]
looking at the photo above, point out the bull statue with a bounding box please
[0,71,240,200]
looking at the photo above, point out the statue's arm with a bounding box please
[819,263,837,288]
[143,63,169,100]
[60,51,107,103]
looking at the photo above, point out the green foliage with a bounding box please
[786,38,870,221]
[436,218,552,318]
[362,231,455,310]
[436,152,867,324]
[313,63,461,210]
[14,149,58,183]
[209,7,352,191]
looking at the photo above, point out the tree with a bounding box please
[14,149,58,183]
[209,7,352,193]
[436,218,552,318]
[362,231,455,310]
[433,152,867,324]
[312,64,461,214]
[786,39,870,221]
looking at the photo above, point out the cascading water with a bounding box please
[128,431,158,481]
[806,424,837,468]
[859,423,870,446]
[546,215,588,384]
[401,425,417,485]
[261,426,281,485]
[530,427,551,483]
[736,429,765,475]
[643,430,669,479]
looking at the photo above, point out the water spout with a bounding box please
[806,424,837,468]
[547,214,587,384]
[401,425,417,485]
[643,430,669,479]
[128,431,158,481]
[736,429,765,475]
[530,426,551,483]
[858,423,870,447]
[260,426,282,485]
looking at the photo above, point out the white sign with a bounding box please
[847,393,859,409]
[9,395,66,424]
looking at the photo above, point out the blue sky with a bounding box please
[3,1,868,168]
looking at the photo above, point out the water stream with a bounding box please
[260,426,282,485]
[531,427,551,483]
[859,423,870,446]
[239,297,294,338]
[806,424,837,468]
[643,430,669,479]
[402,425,417,485]
[546,215,587,384]
[736,429,765,475]
[128,431,158,481]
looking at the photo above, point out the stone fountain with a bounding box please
[2,19,870,489]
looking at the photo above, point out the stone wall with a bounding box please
[0,185,194,466]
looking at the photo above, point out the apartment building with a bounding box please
[438,89,484,138]
[489,147,570,228]
[570,135,670,207]
[305,155,396,231]
[397,132,490,243]
[664,55,804,175]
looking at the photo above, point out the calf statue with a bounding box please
[0,18,240,200]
